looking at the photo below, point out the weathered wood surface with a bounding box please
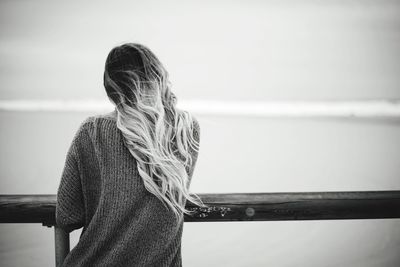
[0,191,399,225]
[185,191,400,221]
[0,195,56,225]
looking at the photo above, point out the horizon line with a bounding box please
[0,99,399,118]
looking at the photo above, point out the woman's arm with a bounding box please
[56,124,87,233]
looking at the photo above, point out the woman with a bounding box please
[56,43,206,266]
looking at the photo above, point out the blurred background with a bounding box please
[1,0,400,266]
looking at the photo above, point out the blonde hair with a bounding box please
[103,43,206,220]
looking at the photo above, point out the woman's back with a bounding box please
[56,111,200,267]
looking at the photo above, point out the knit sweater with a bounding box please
[56,109,200,267]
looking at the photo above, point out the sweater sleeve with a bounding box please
[56,123,87,232]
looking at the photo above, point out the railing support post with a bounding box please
[54,226,69,267]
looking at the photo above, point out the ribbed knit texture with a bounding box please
[56,110,200,267]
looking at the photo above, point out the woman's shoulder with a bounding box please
[74,111,117,135]
[87,109,117,123]
[94,109,117,121]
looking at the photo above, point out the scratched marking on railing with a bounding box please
[188,206,232,218]
[272,209,314,216]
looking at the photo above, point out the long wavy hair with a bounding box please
[103,43,206,221]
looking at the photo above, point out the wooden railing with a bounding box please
[1,191,400,266]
